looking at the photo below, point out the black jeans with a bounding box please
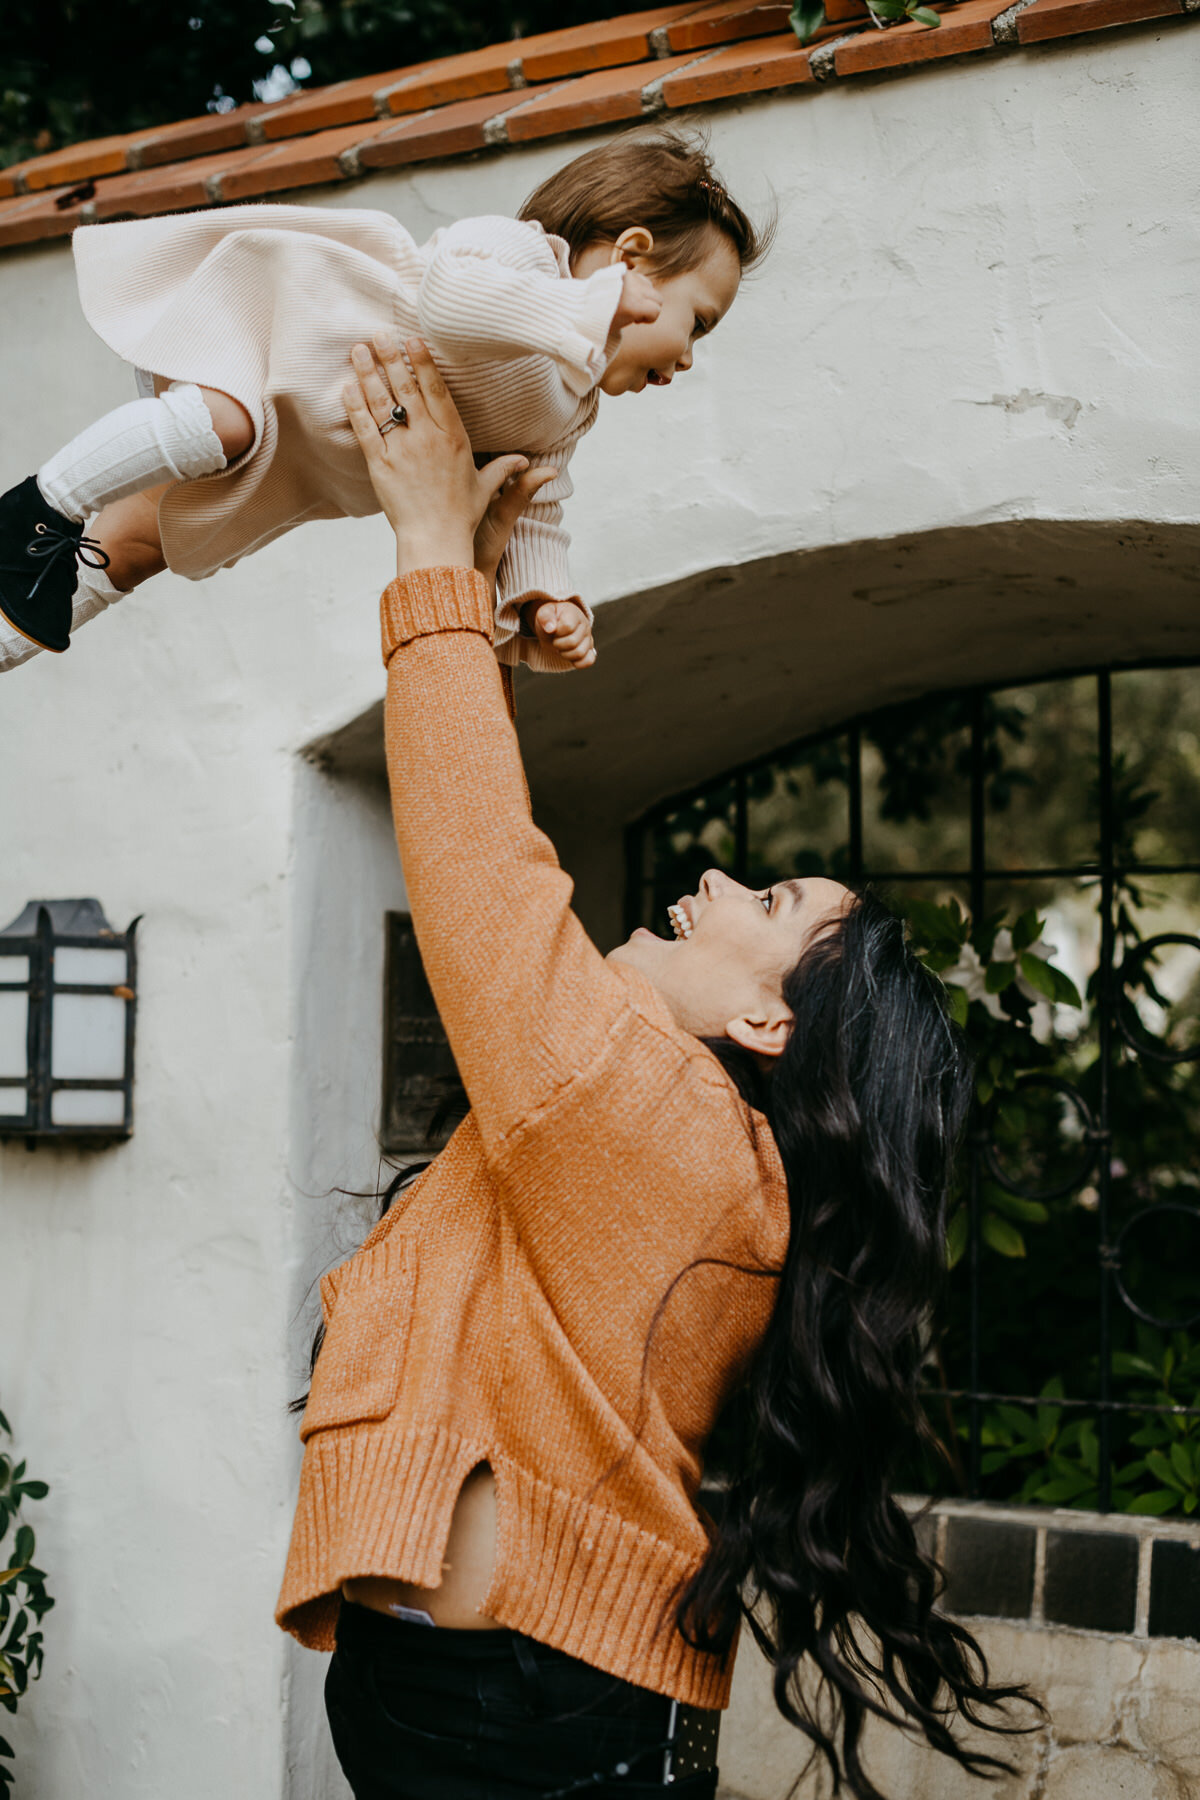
[325,1601,720,1800]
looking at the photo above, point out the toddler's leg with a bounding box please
[37,382,251,522]
[0,487,168,671]
[0,383,250,661]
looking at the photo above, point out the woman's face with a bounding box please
[608,869,854,1056]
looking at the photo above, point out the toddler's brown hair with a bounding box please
[519,127,772,279]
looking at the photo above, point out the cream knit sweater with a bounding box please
[72,206,627,669]
[275,567,792,1707]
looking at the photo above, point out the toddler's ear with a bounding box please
[612,225,655,265]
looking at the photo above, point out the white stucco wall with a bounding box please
[0,23,1197,1799]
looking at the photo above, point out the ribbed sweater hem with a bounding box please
[275,1422,736,1709]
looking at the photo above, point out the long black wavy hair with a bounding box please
[673,888,1033,1796]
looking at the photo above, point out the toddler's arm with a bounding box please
[417,216,625,398]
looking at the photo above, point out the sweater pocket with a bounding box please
[300,1236,417,1442]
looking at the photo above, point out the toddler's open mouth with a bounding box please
[647,369,670,387]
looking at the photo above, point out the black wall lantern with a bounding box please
[0,900,138,1143]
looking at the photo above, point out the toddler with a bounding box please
[0,130,765,675]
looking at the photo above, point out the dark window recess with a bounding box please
[1043,1529,1138,1634]
[1148,1540,1200,1641]
[941,1517,1036,1619]
[629,664,1200,1516]
[380,911,460,1155]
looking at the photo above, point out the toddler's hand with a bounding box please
[612,268,661,334]
[520,599,596,670]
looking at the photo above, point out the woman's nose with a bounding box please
[701,868,737,900]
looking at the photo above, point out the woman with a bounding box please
[276,338,1028,1799]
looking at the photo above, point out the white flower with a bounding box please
[941,942,1006,1020]
[941,931,1058,1020]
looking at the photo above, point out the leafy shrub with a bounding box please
[0,1409,53,1794]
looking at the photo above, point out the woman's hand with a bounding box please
[343,335,531,581]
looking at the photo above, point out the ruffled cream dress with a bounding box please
[72,204,625,663]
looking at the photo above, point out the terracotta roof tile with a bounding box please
[503,50,716,142]
[130,103,276,168]
[212,119,402,203]
[660,28,839,102]
[5,131,140,194]
[83,146,268,220]
[256,66,431,140]
[376,42,523,116]
[518,6,702,77]
[0,187,88,250]
[356,86,565,171]
[1016,0,1181,39]
[665,2,793,49]
[1,1,1196,253]
[835,0,1012,71]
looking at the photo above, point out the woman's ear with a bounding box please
[725,1007,791,1063]
[611,225,655,267]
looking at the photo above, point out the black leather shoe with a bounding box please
[0,476,109,655]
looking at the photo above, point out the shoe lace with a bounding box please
[24,521,110,599]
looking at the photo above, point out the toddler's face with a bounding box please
[603,229,742,398]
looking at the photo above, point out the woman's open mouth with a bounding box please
[647,369,671,387]
[667,901,693,940]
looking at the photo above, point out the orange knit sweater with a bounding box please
[275,567,790,1708]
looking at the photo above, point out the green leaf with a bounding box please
[0,1734,12,1758]
[1011,909,1042,953]
[1019,952,1082,1008]
[868,0,909,16]
[1146,1450,1186,1492]
[16,1483,46,1503]
[788,0,827,40]
[1170,1440,1196,1489]
[905,899,966,950]
[1127,1489,1182,1516]
[1033,1473,1093,1503]
[10,1532,31,1572]
[1037,1376,1065,1443]
[985,960,1017,994]
[946,1206,968,1270]
[0,1414,8,1439]
[907,5,941,22]
[944,984,969,1029]
[982,1212,1026,1258]
[1112,1352,1161,1380]
[989,1192,1050,1225]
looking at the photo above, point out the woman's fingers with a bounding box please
[406,339,459,433]
[351,343,406,433]
[343,378,384,457]
[371,333,421,413]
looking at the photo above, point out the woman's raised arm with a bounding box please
[343,338,636,1156]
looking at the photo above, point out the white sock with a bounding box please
[0,522,126,673]
[37,382,227,523]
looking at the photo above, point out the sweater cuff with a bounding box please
[380,567,494,666]
[555,263,625,398]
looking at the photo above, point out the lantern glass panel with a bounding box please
[51,993,126,1081]
[0,956,30,985]
[51,1088,125,1127]
[0,991,28,1079]
[0,1087,25,1116]
[54,947,127,985]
